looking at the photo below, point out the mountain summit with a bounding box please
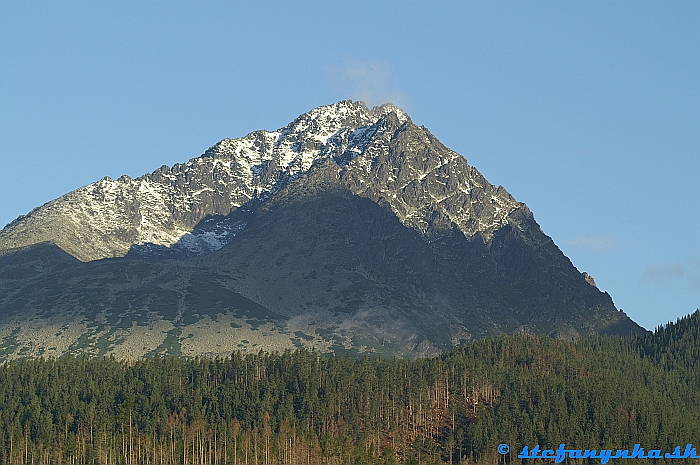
[0,101,644,359]
[1,101,413,261]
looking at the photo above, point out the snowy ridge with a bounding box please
[0,100,518,261]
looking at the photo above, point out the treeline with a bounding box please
[0,311,698,465]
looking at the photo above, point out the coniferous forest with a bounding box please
[0,311,698,465]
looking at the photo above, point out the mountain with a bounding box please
[0,101,645,360]
[1,103,409,261]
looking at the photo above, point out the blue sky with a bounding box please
[1,1,698,330]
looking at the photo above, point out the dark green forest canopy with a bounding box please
[0,310,698,465]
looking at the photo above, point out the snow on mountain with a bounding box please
[0,101,518,262]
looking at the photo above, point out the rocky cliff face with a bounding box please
[0,101,645,360]
[0,102,516,261]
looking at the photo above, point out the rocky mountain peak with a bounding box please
[0,101,518,261]
[0,100,646,360]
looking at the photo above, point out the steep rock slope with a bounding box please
[0,103,405,260]
[0,102,514,261]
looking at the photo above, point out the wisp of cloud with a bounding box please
[327,58,409,110]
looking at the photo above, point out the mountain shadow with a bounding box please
[191,159,646,348]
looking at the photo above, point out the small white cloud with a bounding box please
[643,259,700,291]
[566,235,615,252]
[327,57,409,110]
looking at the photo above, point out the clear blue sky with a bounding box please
[1,1,698,330]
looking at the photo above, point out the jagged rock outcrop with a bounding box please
[0,102,517,261]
